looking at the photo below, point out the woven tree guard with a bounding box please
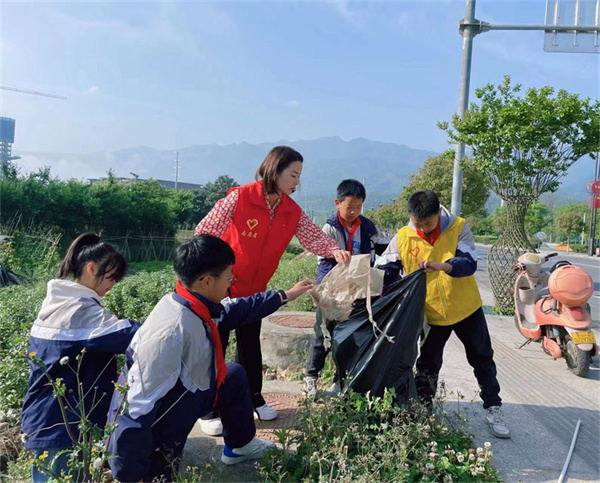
[488,199,535,313]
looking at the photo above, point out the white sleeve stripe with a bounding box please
[457,241,477,260]
[375,252,401,267]
[30,319,133,341]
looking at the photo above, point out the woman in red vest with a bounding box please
[195,146,350,427]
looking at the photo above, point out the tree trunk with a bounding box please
[488,201,534,313]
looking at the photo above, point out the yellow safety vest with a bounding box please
[397,217,482,326]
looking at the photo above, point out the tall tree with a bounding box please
[439,76,600,311]
[557,211,585,243]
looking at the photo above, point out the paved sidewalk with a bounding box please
[439,314,600,483]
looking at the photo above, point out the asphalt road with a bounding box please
[475,244,600,334]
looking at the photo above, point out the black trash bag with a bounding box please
[0,263,23,288]
[332,270,426,404]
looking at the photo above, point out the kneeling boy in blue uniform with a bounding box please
[109,235,313,482]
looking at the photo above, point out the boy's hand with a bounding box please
[417,260,452,273]
[285,280,315,301]
[333,249,351,264]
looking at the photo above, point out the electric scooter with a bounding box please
[513,252,598,377]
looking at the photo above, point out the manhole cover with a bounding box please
[255,393,302,442]
[269,314,315,328]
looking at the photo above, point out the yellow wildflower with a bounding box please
[29,459,35,464]
[39,451,49,461]
[29,351,36,357]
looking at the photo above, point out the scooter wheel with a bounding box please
[564,335,591,378]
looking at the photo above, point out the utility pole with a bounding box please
[450,0,477,216]
[587,152,600,256]
[174,151,179,190]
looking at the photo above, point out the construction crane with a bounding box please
[0,84,65,173]
[0,84,67,100]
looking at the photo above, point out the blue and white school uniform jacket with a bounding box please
[108,290,283,483]
[316,213,388,284]
[21,279,140,449]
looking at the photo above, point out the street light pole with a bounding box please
[451,0,478,216]
[587,152,600,256]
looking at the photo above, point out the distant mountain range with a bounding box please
[15,136,596,218]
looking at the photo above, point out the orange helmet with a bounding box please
[548,265,594,307]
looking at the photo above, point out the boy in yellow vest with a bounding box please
[375,190,510,439]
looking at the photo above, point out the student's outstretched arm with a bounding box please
[219,291,282,331]
[219,280,314,331]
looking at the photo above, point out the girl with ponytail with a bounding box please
[21,233,141,482]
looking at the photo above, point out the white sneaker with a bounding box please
[486,406,511,439]
[303,377,318,399]
[221,437,276,465]
[198,417,223,436]
[253,403,277,421]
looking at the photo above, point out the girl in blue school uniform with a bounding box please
[21,233,140,482]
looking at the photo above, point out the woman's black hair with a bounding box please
[173,234,236,287]
[56,233,128,282]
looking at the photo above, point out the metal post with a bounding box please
[587,152,599,256]
[451,0,478,216]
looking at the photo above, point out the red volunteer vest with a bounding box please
[222,181,301,297]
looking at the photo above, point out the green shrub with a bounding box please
[568,244,587,253]
[268,254,318,312]
[260,390,500,482]
[129,261,173,274]
[285,244,305,256]
[0,283,46,411]
[104,268,176,322]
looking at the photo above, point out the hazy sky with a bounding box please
[1,0,598,155]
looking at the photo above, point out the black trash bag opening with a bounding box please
[332,270,426,404]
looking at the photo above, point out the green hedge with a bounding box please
[567,244,587,253]
[473,235,498,245]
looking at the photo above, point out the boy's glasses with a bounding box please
[200,273,237,285]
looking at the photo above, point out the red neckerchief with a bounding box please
[337,211,361,253]
[175,280,227,405]
[416,217,442,246]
